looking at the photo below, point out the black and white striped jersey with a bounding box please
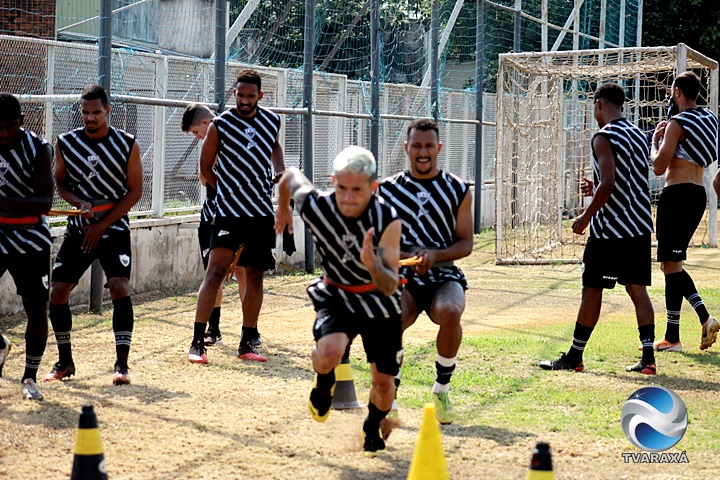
[669,107,718,168]
[300,189,402,319]
[590,118,654,240]
[57,126,136,237]
[213,106,281,219]
[377,170,469,286]
[0,129,52,255]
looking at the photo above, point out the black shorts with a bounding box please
[656,183,706,262]
[198,218,212,270]
[210,216,275,270]
[582,235,651,288]
[405,279,465,323]
[0,250,50,301]
[52,231,132,284]
[312,306,403,377]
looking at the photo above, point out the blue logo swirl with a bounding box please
[621,386,687,452]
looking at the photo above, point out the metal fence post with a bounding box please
[91,0,114,313]
[303,0,315,273]
[474,0,484,233]
[370,0,380,162]
[215,0,227,112]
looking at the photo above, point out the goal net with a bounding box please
[495,44,719,264]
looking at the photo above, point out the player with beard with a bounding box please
[650,71,719,353]
[377,118,473,425]
[188,69,284,364]
[0,93,54,400]
[275,146,403,457]
[44,85,143,386]
[181,104,251,348]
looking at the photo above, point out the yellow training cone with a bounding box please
[525,442,555,480]
[71,404,108,480]
[407,403,449,480]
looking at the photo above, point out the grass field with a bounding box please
[2,230,720,479]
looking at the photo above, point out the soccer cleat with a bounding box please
[112,364,131,386]
[625,359,657,375]
[433,391,456,425]
[637,338,682,352]
[188,340,208,364]
[21,378,44,401]
[362,428,387,458]
[0,334,10,378]
[539,353,584,372]
[43,361,76,382]
[237,342,267,362]
[308,375,335,422]
[204,328,223,347]
[700,316,720,350]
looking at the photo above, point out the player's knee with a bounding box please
[107,278,130,298]
[315,343,344,367]
[370,375,395,397]
[49,284,71,305]
[435,302,464,325]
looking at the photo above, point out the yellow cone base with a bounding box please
[407,403,448,480]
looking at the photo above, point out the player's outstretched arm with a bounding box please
[275,167,312,235]
[0,143,53,215]
[361,222,401,296]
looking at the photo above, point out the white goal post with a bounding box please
[495,43,719,264]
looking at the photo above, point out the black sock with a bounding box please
[240,326,258,344]
[639,324,655,365]
[0,335,6,349]
[664,273,684,343]
[208,307,221,331]
[315,369,335,390]
[22,332,47,382]
[112,297,134,368]
[363,401,390,433]
[435,361,455,385]
[566,322,594,365]
[49,302,73,365]
[677,270,710,325]
[193,322,206,344]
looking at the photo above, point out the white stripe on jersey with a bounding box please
[589,118,653,240]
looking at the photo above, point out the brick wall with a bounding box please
[0,1,56,38]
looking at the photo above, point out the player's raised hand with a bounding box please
[360,227,378,270]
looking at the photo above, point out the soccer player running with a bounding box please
[650,71,718,352]
[274,146,403,457]
[539,83,657,375]
[188,69,284,364]
[44,85,143,386]
[181,103,250,348]
[377,118,473,425]
[0,93,54,400]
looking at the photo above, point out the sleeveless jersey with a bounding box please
[590,117,654,240]
[213,106,281,219]
[57,126,136,237]
[300,189,402,319]
[0,129,52,254]
[377,170,469,286]
[669,107,718,168]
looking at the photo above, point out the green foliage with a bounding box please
[643,0,720,61]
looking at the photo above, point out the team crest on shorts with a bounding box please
[41,275,49,290]
[53,262,62,270]
[119,254,130,267]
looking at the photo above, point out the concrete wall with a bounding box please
[0,185,491,316]
[0,213,307,316]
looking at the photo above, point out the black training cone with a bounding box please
[332,356,362,410]
[71,404,108,480]
[525,442,554,480]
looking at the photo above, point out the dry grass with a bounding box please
[1,235,720,479]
